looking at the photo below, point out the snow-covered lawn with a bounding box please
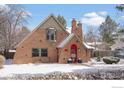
[0,58,124,78]
[0,64,91,77]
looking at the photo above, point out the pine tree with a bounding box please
[57,15,67,29]
[116,4,124,12]
[99,15,118,45]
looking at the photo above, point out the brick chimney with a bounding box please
[71,18,77,33]
[71,19,83,42]
[77,21,83,42]
[77,21,82,30]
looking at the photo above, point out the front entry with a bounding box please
[70,44,77,63]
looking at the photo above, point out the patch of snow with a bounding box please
[5,59,12,65]
[1,59,124,78]
[87,42,102,45]
[9,50,16,52]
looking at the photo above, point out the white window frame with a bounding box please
[46,27,56,41]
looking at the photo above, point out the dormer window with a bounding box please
[46,27,56,41]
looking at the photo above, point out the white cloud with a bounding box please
[119,16,124,20]
[81,12,106,26]
[98,11,108,16]
[83,12,98,17]
[121,16,124,18]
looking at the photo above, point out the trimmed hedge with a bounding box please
[103,56,120,64]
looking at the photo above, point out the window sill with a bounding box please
[47,40,56,43]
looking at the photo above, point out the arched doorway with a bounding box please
[70,44,77,63]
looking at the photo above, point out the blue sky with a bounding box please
[23,4,122,34]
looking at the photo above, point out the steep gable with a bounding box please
[16,14,69,47]
[40,14,66,31]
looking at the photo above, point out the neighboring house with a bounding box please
[114,48,124,58]
[111,31,124,58]
[87,42,111,51]
[13,15,94,64]
[111,31,124,50]
[86,42,102,50]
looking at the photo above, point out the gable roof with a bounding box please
[83,42,95,49]
[57,33,74,48]
[16,14,69,47]
[57,33,94,49]
[41,14,66,31]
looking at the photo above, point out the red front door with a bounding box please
[70,44,77,63]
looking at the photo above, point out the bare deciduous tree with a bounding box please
[85,26,96,43]
[0,4,31,58]
[16,26,30,44]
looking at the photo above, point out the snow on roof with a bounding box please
[83,42,95,49]
[87,42,102,45]
[58,33,94,49]
[66,27,71,34]
[111,40,124,50]
[9,50,16,52]
[58,33,74,48]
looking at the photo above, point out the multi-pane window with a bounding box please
[46,27,56,41]
[32,48,39,57]
[32,48,48,57]
[41,49,48,57]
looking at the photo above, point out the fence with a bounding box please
[93,50,115,57]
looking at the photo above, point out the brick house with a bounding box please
[13,15,94,64]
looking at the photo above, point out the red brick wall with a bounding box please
[13,28,68,64]
[13,16,91,64]
[58,36,91,64]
